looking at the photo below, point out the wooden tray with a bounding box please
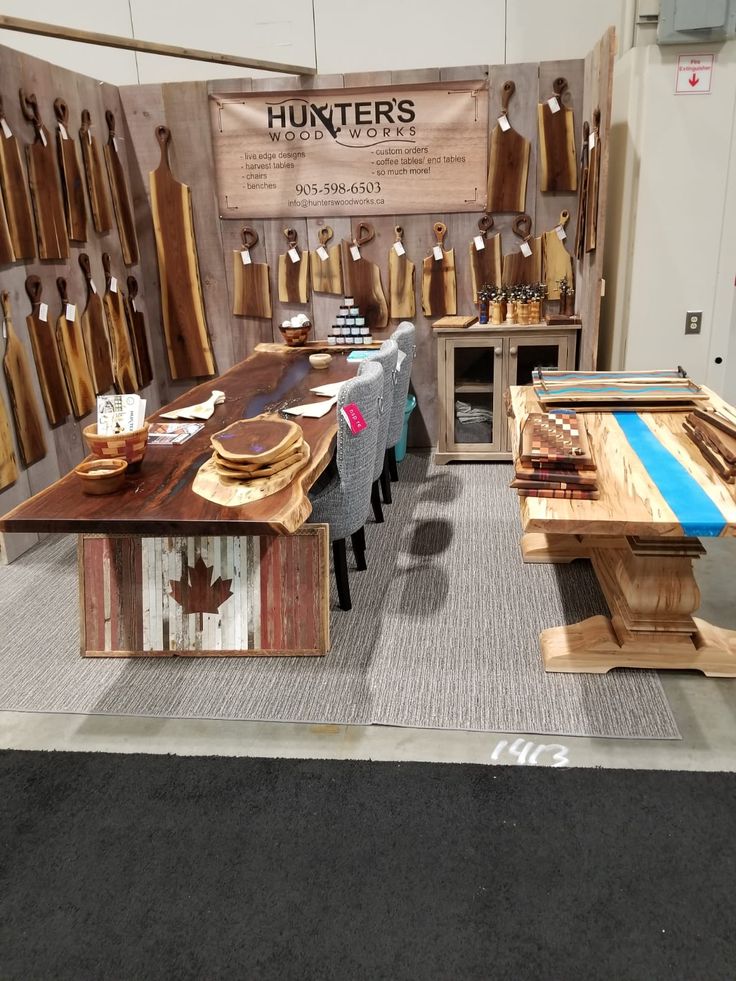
[210,416,302,465]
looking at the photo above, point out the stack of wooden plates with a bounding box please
[209,417,309,484]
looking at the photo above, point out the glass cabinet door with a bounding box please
[506,335,569,388]
[445,338,504,452]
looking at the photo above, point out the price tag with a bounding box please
[316,245,329,261]
[58,122,69,140]
[89,279,97,294]
[520,241,532,258]
[473,235,485,252]
[87,129,92,144]
[1,118,12,139]
[240,248,251,265]
[65,303,76,321]
[555,225,567,241]
[547,96,561,114]
[131,298,137,312]
[110,276,118,293]
[288,247,300,263]
[393,241,406,257]
[341,402,367,434]
[433,245,444,261]
[350,244,361,261]
[112,136,119,153]
[498,114,511,132]
[40,129,47,147]
[39,302,48,323]
[589,131,596,151]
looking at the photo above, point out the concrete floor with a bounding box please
[1,538,735,771]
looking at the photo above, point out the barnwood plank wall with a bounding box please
[0,30,613,562]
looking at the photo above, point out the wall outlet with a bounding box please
[685,311,702,335]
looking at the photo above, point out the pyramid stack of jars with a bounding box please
[327,296,374,346]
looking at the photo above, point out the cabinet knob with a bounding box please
[494,347,502,357]
[510,346,518,355]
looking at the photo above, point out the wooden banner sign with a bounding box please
[210,81,488,218]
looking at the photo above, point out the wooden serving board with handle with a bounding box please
[537,77,577,193]
[0,382,18,491]
[502,214,543,286]
[543,210,573,300]
[233,226,272,318]
[469,214,502,303]
[575,120,590,262]
[341,222,389,330]
[24,276,70,425]
[150,124,216,379]
[422,221,457,317]
[79,108,113,234]
[20,89,69,260]
[277,227,310,304]
[1,289,46,467]
[0,95,36,259]
[104,109,139,265]
[101,252,139,394]
[310,225,342,295]
[388,225,415,319]
[585,108,602,253]
[125,275,154,388]
[55,276,95,418]
[53,97,87,242]
[487,81,530,213]
[0,184,14,264]
[78,252,114,394]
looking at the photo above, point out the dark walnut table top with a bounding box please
[0,346,358,537]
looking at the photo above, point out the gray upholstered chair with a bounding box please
[385,321,416,486]
[308,360,382,611]
[363,339,398,522]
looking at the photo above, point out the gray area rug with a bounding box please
[0,454,679,738]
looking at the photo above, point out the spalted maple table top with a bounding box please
[0,346,358,536]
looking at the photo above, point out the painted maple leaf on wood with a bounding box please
[169,556,233,629]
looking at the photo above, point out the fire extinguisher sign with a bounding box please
[675,54,714,95]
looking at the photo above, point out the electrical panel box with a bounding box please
[658,0,736,43]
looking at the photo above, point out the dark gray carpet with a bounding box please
[1,750,735,981]
[0,453,678,738]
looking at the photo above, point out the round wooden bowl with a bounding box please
[309,352,332,370]
[82,422,150,472]
[74,457,128,495]
[278,324,312,347]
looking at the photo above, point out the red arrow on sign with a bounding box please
[689,73,699,87]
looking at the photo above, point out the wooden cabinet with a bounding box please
[434,325,579,463]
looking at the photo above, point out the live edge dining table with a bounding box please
[0,344,361,658]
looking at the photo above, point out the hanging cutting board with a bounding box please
[101,252,139,394]
[79,108,113,234]
[0,385,17,490]
[150,125,215,379]
[502,214,544,286]
[24,276,70,426]
[20,90,69,260]
[78,252,114,394]
[341,222,389,330]
[310,225,342,295]
[232,226,272,318]
[0,96,36,259]
[104,109,139,265]
[575,121,590,262]
[1,290,46,467]
[0,188,14,265]
[469,214,502,303]
[125,276,153,388]
[487,81,530,213]
[585,108,602,254]
[277,227,310,304]
[388,226,415,319]
[537,77,577,193]
[543,211,573,300]
[55,277,95,418]
[422,221,457,317]
[53,98,87,242]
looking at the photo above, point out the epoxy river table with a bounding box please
[508,385,736,677]
[0,345,358,657]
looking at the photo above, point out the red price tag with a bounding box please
[341,403,367,434]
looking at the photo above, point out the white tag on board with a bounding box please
[589,131,596,151]
[65,303,76,321]
[547,96,561,114]
[39,302,48,323]
[1,118,12,139]
[432,244,444,261]
[520,241,532,258]
[555,225,567,241]
[90,279,97,294]
[40,129,47,147]
[87,129,92,144]
[112,136,119,153]
[350,244,361,261]
[240,248,251,265]
[58,122,69,140]
[393,241,406,257]
[498,114,511,132]
[131,298,137,312]
[316,245,329,261]
[288,247,300,263]
[473,235,485,251]
[110,276,118,293]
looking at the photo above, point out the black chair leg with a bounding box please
[351,527,367,571]
[380,457,392,505]
[333,538,351,610]
[387,445,399,482]
[371,481,384,523]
